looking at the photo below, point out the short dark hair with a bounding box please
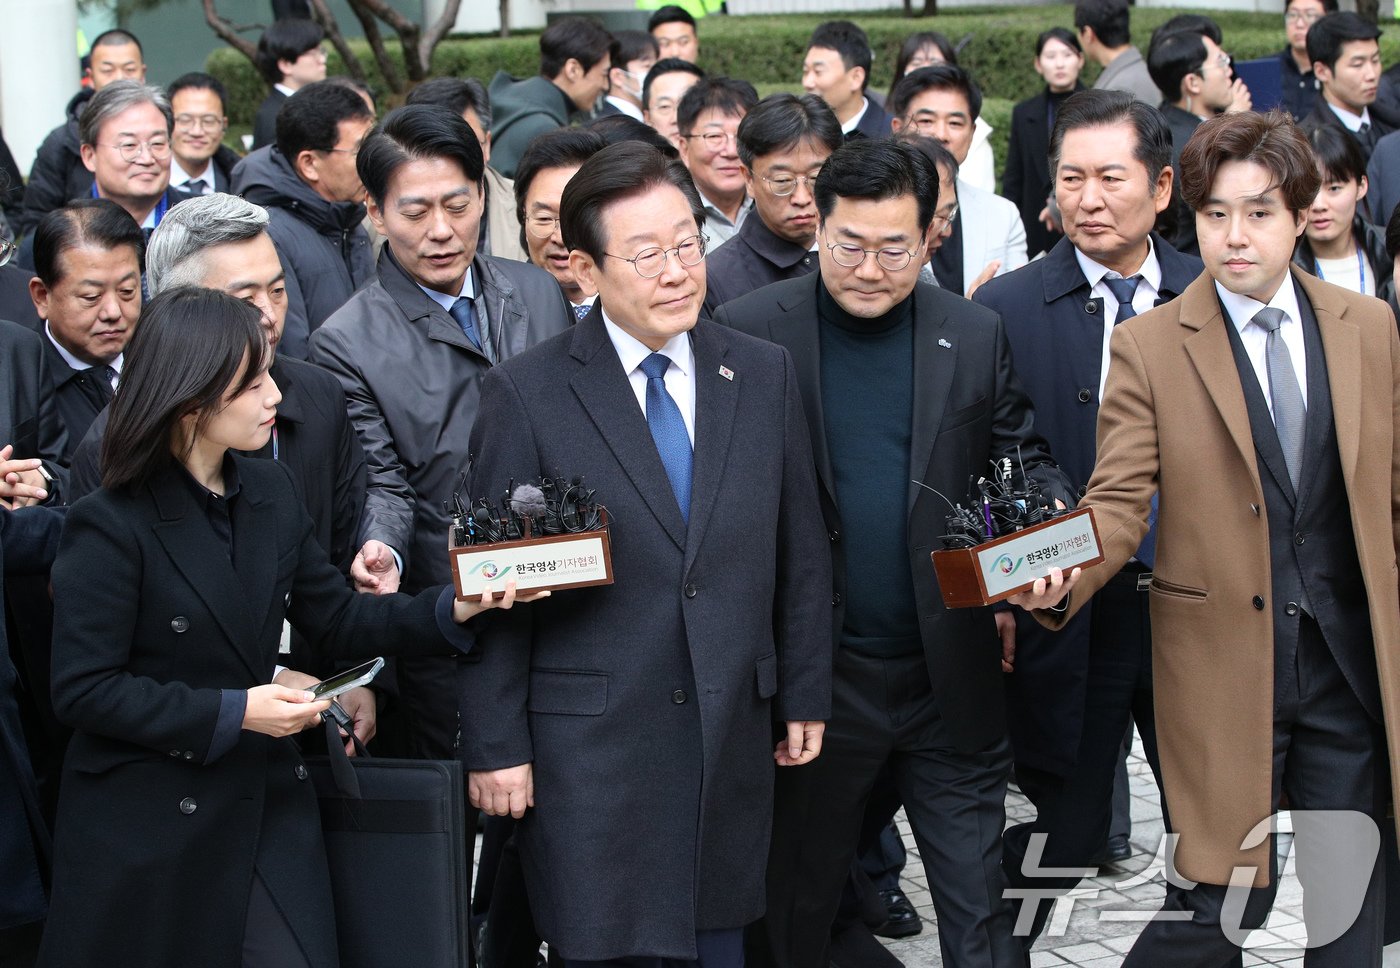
[736,93,841,169]
[407,77,492,132]
[358,104,485,208]
[676,76,758,136]
[889,64,982,123]
[1075,0,1132,49]
[889,32,960,102]
[647,5,697,32]
[1150,13,1222,47]
[559,141,704,263]
[1049,89,1173,185]
[167,72,227,113]
[808,21,874,90]
[587,115,679,158]
[1306,11,1382,72]
[1179,110,1320,214]
[540,18,613,78]
[611,29,659,70]
[643,58,706,113]
[1147,29,1210,101]
[515,128,608,229]
[91,29,143,55]
[275,80,374,162]
[1307,122,1368,184]
[1288,0,1338,13]
[255,18,325,86]
[1385,195,1400,259]
[102,288,268,492]
[897,132,958,190]
[814,138,937,234]
[34,199,144,289]
[326,75,377,112]
[1036,27,1083,58]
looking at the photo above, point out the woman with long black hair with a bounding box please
[39,287,531,968]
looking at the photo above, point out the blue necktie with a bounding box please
[449,296,482,350]
[572,303,591,322]
[1103,275,1157,566]
[639,353,692,522]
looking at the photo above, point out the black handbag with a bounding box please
[306,723,470,968]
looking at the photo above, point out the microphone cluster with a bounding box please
[936,457,1059,550]
[447,475,608,547]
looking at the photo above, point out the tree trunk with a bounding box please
[921,0,937,14]
[344,0,406,91]
[305,0,367,83]
[500,0,511,38]
[1356,0,1380,24]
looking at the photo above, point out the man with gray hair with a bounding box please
[77,79,193,242]
[405,77,526,262]
[67,194,374,751]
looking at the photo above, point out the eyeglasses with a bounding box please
[902,115,967,135]
[931,204,959,230]
[824,240,921,271]
[683,130,738,151]
[103,138,171,162]
[321,145,361,158]
[174,113,226,131]
[605,234,708,278]
[762,171,822,197]
[0,237,15,269]
[526,214,562,239]
[1285,10,1322,23]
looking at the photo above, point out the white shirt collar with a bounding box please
[1326,99,1371,131]
[46,321,124,375]
[604,95,645,121]
[695,188,752,227]
[1215,273,1304,337]
[571,293,598,310]
[170,157,213,190]
[417,265,477,313]
[840,97,870,135]
[274,83,296,98]
[600,307,694,379]
[1073,236,1164,293]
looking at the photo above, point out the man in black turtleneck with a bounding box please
[715,138,1072,968]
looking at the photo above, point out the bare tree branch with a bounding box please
[344,0,405,90]
[420,0,463,74]
[201,0,257,61]
[305,0,367,83]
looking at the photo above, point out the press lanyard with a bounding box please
[1314,243,1366,293]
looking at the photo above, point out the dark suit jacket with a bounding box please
[0,505,63,931]
[0,321,67,488]
[39,457,466,968]
[253,89,288,151]
[1300,97,1394,161]
[1160,103,1203,254]
[701,212,817,315]
[849,97,893,140]
[715,275,1072,754]
[39,336,112,466]
[973,234,1202,774]
[0,264,40,333]
[1003,86,1081,258]
[457,310,831,961]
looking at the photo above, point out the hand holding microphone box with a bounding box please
[928,458,1103,608]
[446,475,614,599]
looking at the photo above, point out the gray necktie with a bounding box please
[1252,307,1305,490]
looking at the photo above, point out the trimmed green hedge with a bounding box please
[210,6,1340,126]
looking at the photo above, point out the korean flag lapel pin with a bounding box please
[718,365,735,381]
[938,338,953,349]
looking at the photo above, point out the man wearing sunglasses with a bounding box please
[702,93,840,315]
[715,137,1071,968]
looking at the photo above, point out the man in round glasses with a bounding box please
[715,136,1071,968]
[462,139,830,967]
[75,81,192,248]
[515,128,607,316]
[702,93,840,315]
[676,77,757,249]
[1280,0,1334,120]
[165,73,239,195]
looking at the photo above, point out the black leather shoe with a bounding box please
[873,888,922,939]
[1092,835,1133,870]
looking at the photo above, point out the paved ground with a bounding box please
[881,732,1400,967]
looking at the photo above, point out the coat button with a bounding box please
[1251,504,1260,516]
[1285,602,1299,617]
[832,593,842,606]
[684,583,697,599]
[1077,388,1093,403]
[169,749,181,758]
[671,690,687,704]
[1295,533,1306,546]
[295,764,309,780]
[183,751,195,761]
[1077,484,1088,498]
[829,530,840,542]
[170,616,189,633]
[1252,596,1265,611]
[1085,301,1098,314]
[179,797,197,815]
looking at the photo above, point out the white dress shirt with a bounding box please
[1074,238,1164,400]
[1215,277,1309,414]
[603,95,644,121]
[601,309,697,446]
[840,97,871,136]
[170,157,215,194]
[1326,100,1372,133]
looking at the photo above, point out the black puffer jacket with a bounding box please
[16,89,94,240]
[233,145,373,360]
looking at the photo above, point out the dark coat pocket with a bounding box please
[528,669,609,715]
[755,653,778,699]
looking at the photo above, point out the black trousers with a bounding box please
[761,647,1019,968]
[1002,567,1163,948]
[563,929,743,968]
[1122,615,1387,968]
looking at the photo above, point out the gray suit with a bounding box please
[310,246,571,758]
[458,309,831,962]
[1093,47,1162,105]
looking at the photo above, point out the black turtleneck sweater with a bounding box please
[818,283,922,658]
